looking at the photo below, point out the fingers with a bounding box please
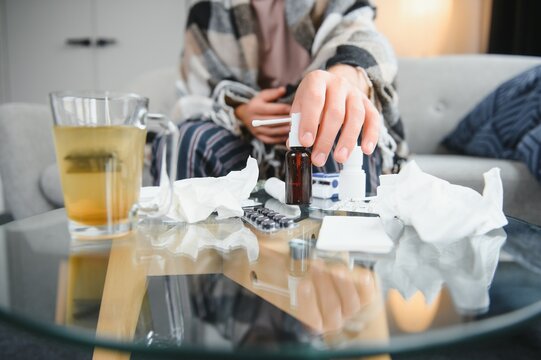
[258,86,287,102]
[353,267,376,308]
[255,102,291,116]
[296,279,324,331]
[254,125,290,143]
[360,97,379,155]
[329,265,362,319]
[250,116,290,144]
[291,70,328,149]
[291,68,382,164]
[334,90,365,163]
[255,123,290,136]
[256,135,288,144]
[311,260,343,332]
[238,86,291,144]
[312,77,348,166]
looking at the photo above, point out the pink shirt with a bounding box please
[251,0,311,89]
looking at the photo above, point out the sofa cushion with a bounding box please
[412,154,540,225]
[443,65,541,181]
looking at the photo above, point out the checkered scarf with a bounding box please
[173,0,408,174]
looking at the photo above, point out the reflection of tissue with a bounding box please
[141,157,258,223]
[316,216,394,254]
[265,198,301,219]
[375,226,506,314]
[375,161,508,243]
[150,218,259,262]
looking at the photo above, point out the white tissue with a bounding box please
[374,161,508,243]
[316,216,394,254]
[264,177,286,203]
[140,157,259,223]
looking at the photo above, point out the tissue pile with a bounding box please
[374,161,508,243]
[140,157,259,223]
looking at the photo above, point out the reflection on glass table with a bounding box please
[0,205,541,359]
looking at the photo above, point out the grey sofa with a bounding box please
[0,55,540,224]
[397,55,541,225]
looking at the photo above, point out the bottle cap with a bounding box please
[289,113,302,147]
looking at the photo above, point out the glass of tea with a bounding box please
[50,91,178,240]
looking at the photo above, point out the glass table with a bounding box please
[1,195,541,359]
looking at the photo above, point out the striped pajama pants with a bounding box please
[151,120,382,195]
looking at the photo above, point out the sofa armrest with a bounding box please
[0,103,57,219]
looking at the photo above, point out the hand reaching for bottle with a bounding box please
[292,64,380,166]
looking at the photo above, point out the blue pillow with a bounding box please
[443,65,541,181]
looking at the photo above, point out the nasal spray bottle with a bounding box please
[285,113,312,205]
[252,113,311,205]
[338,145,366,201]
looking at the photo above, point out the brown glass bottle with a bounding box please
[285,147,312,205]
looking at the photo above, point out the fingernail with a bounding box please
[314,152,326,166]
[301,132,314,145]
[337,147,349,161]
[366,141,375,154]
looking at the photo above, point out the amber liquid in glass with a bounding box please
[53,126,146,226]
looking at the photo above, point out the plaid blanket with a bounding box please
[174,0,408,173]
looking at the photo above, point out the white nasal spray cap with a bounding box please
[288,113,302,147]
[252,114,300,146]
[338,145,366,201]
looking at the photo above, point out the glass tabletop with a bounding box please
[1,195,541,359]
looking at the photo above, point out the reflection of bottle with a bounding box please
[288,238,311,308]
[286,113,312,205]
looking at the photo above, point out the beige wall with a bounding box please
[375,0,493,57]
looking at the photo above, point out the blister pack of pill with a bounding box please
[242,206,298,233]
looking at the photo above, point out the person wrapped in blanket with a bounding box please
[151,0,408,195]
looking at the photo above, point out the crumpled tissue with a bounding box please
[140,157,258,223]
[374,161,508,243]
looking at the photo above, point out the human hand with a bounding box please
[291,65,380,166]
[235,87,292,144]
[296,259,375,333]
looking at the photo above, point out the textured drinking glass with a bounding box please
[50,91,178,239]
